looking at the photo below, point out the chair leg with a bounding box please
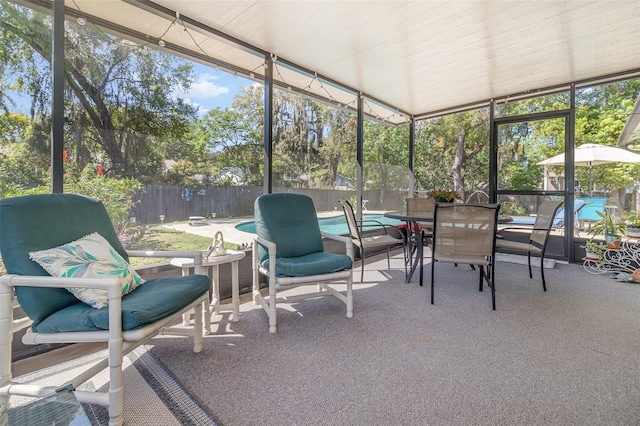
[430,259,435,304]
[419,239,424,287]
[540,256,547,292]
[192,300,203,353]
[252,245,260,305]
[268,280,277,333]
[346,275,353,318]
[402,239,408,277]
[360,247,365,282]
[0,285,13,420]
[490,263,496,310]
[386,246,391,270]
[107,335,124,425]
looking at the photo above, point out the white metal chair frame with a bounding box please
[252,234,354,333]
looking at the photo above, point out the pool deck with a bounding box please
[160,210,359,247]
[161,210,593,247]
[161,218,256,248]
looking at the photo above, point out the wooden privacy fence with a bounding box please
[130,185,402,225]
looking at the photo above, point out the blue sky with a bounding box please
[7,62,253,116]
[177,63,254,114]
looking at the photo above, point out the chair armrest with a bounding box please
[498,226,532,232]
[356,220,394,234]
[1,274,124,358]
[254,235,278,279]
[127,250,204,273]
[321,232,354,260]
[126,250,202,260]
[254,235,276,254]
[0,274,121,293]
[498,226,547,233]
[253,233,354,262]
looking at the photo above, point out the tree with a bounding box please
[575,81,640,207]
[0,111,49,187]
[0,3,198,182]
[319,108,356,188]
[196,106,262,185]
[230,87,357,189]
[415,109,489,198]
[363,120,409,198]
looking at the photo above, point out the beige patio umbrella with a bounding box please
[537,143,640,195]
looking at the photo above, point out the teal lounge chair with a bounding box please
[0,194,210,425]
[252,193,354,333]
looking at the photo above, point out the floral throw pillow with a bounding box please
[29,232,145,309]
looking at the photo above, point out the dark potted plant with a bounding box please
[588,210,626,249]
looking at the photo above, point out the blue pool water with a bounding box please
[507,216,536,225]
[235,213,402,235]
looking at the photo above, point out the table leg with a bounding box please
[405,221,423,284]
[404,220,413,282]
[418,229,424,287]
[212,264,220,319]
[231,260,240,322]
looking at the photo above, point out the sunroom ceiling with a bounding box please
[55,1,640,124]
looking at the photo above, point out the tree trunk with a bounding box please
[452,129,466,200]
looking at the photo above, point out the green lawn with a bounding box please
[126,226,212,267]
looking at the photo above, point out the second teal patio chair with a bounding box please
[252,193,354,333]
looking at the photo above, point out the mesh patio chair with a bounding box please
[253,193,354,333]
[0,194,210,425]
[338,199,405,282]
[431,203,500,310]
[496,199,564,291]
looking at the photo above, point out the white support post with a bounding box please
[0,279,14,418]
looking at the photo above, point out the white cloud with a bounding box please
[187,73,230,99]
[180,97,209,115]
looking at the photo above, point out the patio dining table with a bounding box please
[384,210,434,286]
[386,205,507,286]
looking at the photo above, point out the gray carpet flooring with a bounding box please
[148,256,640,426]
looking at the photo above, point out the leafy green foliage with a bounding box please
[622,210,640,227]
[588,210,626,237]
[499,200,527,216]
[64,164,143,233]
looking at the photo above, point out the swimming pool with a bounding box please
[235,213,403,235]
